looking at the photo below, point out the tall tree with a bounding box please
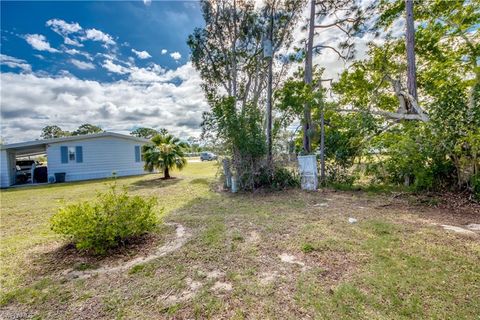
[72,124,103,136]
[189,0,304,187]
[303,0,368,182]
[332,0,480,188]
[259,0,304,162]
[130,127,159,139]
[405,0,417,102]
[41,125,70,139]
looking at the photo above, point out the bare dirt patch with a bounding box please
[211,281,233,293]
[279,253,305,267]
[440,224,478,236]
[162,277,203,305]
[381,191,480,225]
[258,271,279,285]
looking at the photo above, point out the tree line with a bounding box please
[189,0,479,195]
[40,124,104,139]
[40,125,204,153]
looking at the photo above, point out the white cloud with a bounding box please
[46,19,83,47]
[102,59,129,74]
[101,58,166,82]
[64,48,93,61]
[161,49,168,54]
[143,0,152,5]
[0,54,32,72]
[63,37,83,47]
[128,63,166,83]
[131,49,152,59]
[64,48,80,55]
[0,63,208,142]
[70,59,95,70]
[46,19,82,34]
[24,34,59,53]
[83,28,116,46]
[170,51,181,60]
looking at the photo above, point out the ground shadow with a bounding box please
[130,176,181,190]
[30,224,173,277]
[1,174,148,193]
[190,178,209,185]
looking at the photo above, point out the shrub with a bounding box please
[325,163,357,186]
[50,183,159,253]
[271,167,300,189]
[256,166,300,190]
[471,174,480,201]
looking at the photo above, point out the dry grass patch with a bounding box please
[1,162,479,319]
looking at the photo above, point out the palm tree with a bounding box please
[142,134,187,179]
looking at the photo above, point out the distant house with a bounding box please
[0,132,151,188]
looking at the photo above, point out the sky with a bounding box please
[0,0,382,144]
[0,1,207,143]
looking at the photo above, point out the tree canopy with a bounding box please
[142,134,188,179]
[190,0,479,194]
[72,124,103,136]
[130,127,163,139]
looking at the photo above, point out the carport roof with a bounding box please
[1,132,150,155]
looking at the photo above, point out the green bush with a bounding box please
[471,174,480,201]
[50,183,159,253]
[271,167,300,189]
[256,166,300,190]
[325,163,357,186]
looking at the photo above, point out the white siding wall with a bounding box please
[0,150,16,188]
[47,136,149,182]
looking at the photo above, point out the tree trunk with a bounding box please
[303,0,315,153]
[164,167,170,179]
[405,0,418,104]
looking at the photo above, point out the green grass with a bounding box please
[1,161,479,319]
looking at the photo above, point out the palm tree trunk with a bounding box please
[164,167,170,179]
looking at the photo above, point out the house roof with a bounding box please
[1,132,150,153]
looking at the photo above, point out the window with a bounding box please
[61,146,83,163]
[68,147,76,161]
[135,145,141,162]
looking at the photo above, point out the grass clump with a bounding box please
[50,182,159,254]
[301,243,315,253]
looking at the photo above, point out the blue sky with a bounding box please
[0,1,207,142]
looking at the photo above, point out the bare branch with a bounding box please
[314,17,357,29]
[313,44,347,60]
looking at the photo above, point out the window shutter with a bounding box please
[135,145,141,162]
[76,146,83,163]
[60,146,68,163]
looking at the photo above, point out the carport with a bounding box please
[0,140,48,188]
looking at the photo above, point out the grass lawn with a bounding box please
[1,161,479,319]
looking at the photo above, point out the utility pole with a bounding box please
[303,0,315,154]
[265,5,274,163]
[319,100,325,184]
[405,0,418,103]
